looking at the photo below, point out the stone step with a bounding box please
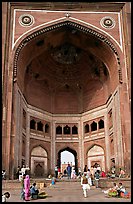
[2,178,80,190]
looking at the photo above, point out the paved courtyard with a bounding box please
[2,180,131,202]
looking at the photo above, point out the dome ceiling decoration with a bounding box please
[25,46,108,93]
[51,43,82,65]
[24,25,109,93]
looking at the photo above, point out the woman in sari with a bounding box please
[24,175,30,201]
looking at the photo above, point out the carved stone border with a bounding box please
[13,20,122,82]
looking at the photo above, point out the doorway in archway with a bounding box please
[61,150,75,165]
[57,147,78,175]
[61,150,75,175]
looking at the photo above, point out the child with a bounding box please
[2,192,10,202]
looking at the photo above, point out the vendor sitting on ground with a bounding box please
[30,183,39,199]
[103,182,118,194]
[117,182,126,196]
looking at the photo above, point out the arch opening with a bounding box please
[57,147,78,175]
[31,146,48,177]
[87,145,105,171]
[13,19,120,114]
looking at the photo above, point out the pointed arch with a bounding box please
[13,19,122,82]
[57,146,78,174]
[87,144,105,171]
[30,145,48,177]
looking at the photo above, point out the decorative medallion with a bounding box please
[100,16,115,29]
[19,14,34,27]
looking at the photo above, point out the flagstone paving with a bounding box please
[2,180,131,202]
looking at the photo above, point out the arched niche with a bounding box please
[87,145,105,171]
[31,146,48,177]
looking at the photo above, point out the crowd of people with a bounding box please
[80,164,130,198]
[53,162,127,183]
[16,164,41,201]
[2,163,130,201]
[54,163,77,179]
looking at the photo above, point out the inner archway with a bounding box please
[61,150,75,164]
[31,146,48,177]
[87,145,105,171]
[57,147,78,175]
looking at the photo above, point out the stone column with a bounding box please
[104,113,110,171]
[81,119,84,172]
[51,120,56,174]
[13,86,22,170]
[25,113,30,167]
[78,119,82,171]
[112,89,124,171]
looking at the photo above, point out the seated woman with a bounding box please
[119,168,126,178]
[30,183,39,199]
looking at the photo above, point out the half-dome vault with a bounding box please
[15,21,118,114]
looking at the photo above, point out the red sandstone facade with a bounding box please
[2,2,131,179]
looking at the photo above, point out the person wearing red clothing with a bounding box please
[101,170,106,177]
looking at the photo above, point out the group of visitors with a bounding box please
[16,164,30,180]
[80,164,101,198]
[54,163,77,179]
[83,164,101,187]
[103,182,130,198]
[20,174,39,201]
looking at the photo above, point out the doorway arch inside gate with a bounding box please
[31,146,48,177]
[57,147,78,174]
[87,145,105,171]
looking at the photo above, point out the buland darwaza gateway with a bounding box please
[2,2,131,179]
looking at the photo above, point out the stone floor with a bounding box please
[2,180,131,202]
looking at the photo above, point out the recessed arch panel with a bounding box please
[13,20,122,82]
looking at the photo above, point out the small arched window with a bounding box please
[30,119,36,130]
[37,121,43,131]
[91,121,97,131]
[98,119,104,129]
[56,126,62,134]
[64,125,70,134]
[84,124,89,133]
[72,125,78,134]
[45,123,49,133]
